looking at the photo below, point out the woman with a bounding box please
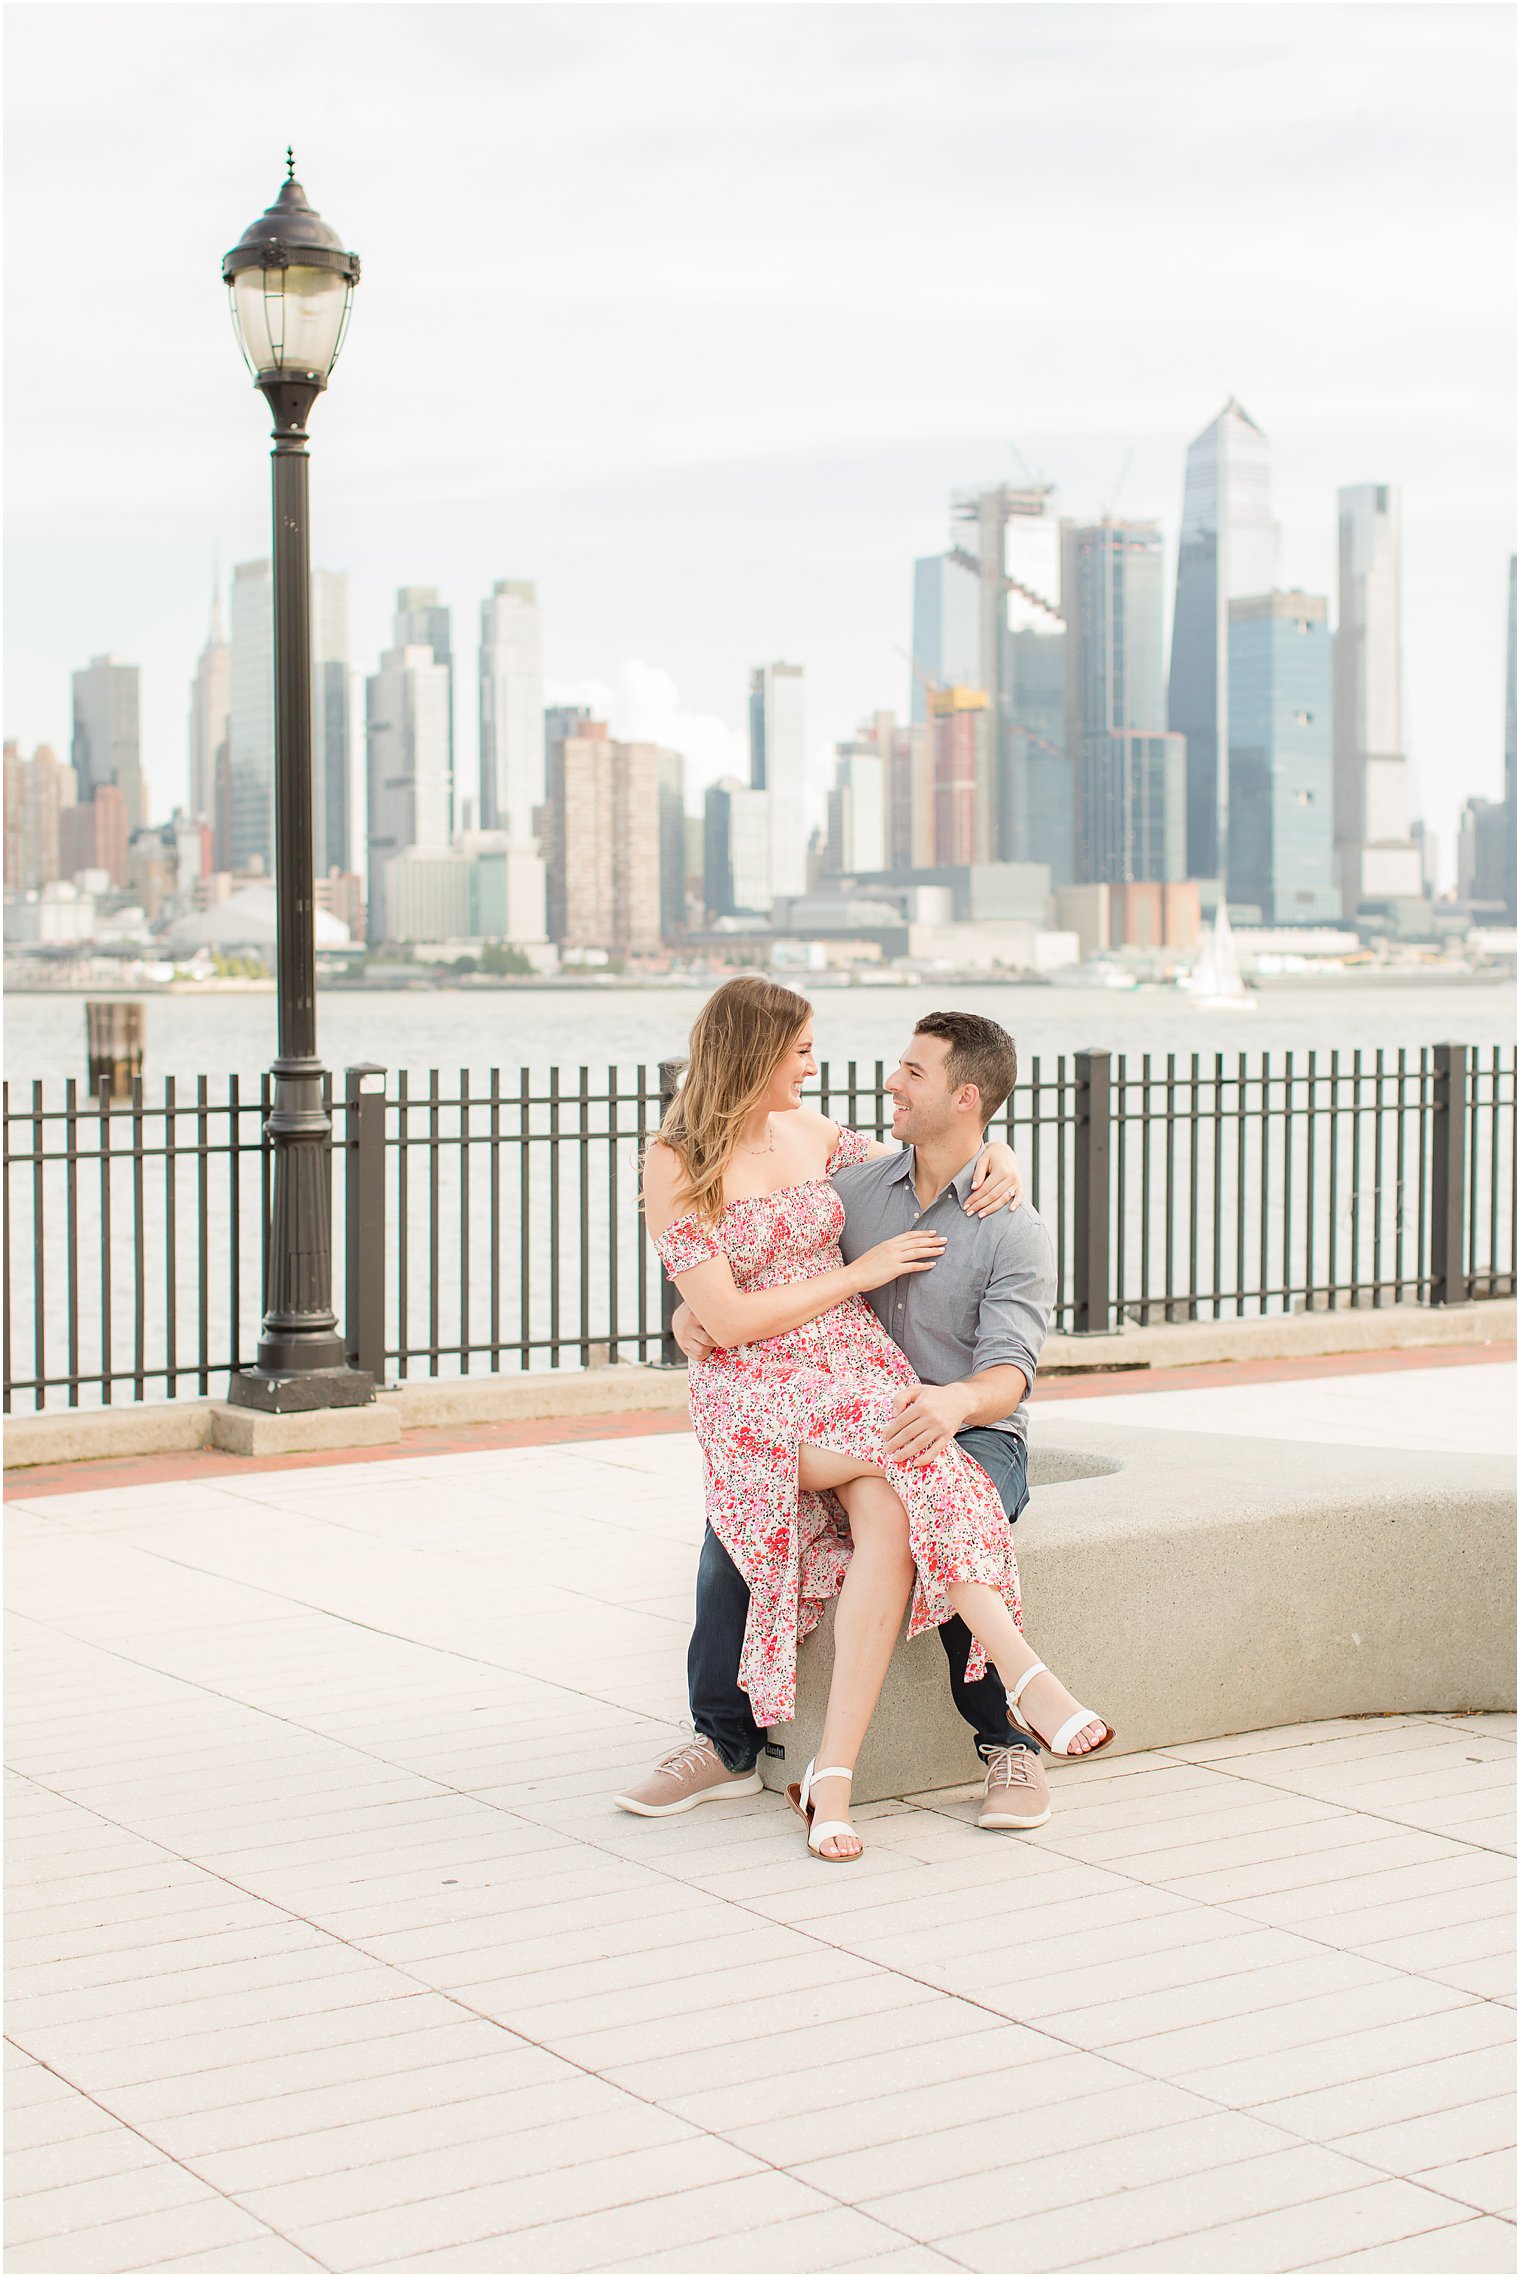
[643,975,1112,1864]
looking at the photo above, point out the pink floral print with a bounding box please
[654,1127,1022,1726]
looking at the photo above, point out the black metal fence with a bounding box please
[4,1043,1514,1413]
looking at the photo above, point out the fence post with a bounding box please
[1072,1049,1112,1335]
[344,1065,388,1381]
[1430,1041,1469,1306]
[657,1057,686,1367]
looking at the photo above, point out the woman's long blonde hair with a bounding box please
[655,974,811,1222]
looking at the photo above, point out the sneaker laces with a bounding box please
[656,1734,719,1781]
[984,1745,1038,1789]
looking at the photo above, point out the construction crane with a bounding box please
[895,642,944,707]
[1101,448,1135,521]
[944,545,1066,626]
[947,480,1066,628]
[894,643,1066,764]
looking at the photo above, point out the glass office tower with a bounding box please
[478,580,545,844]
[748,662,806,902]
[1226,593,1337,923]
[1169,399,1279,881]
[394,587,454,832]
[1332,484,1422,912]
[1068,520,1185,885]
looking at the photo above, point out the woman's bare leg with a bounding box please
[795,1447,1106,1789]
[809,1478,915,1858]
[796,1447,914,1860]
[946,1582,1107,1755]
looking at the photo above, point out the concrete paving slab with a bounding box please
[6,1401,1515,2274]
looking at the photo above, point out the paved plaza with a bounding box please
[4,1361,1515,2275]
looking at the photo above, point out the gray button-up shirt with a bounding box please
[831,1146,1056,1440]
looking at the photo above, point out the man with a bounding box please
[616,1010,1058,1831]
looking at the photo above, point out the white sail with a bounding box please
[1184,903,1253,1007]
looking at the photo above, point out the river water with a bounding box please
[5,975,1515,1087]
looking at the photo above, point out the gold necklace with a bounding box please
[740,1123,776,1156]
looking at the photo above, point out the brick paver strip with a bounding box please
[6,1338,1512,1500]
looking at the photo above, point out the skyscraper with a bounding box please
[886,715,934,872]
[546,703,593,754]
[478,580,544,842]
[1002,620,1072,886]
[187,584,230,826]
[913,485,1071,877]
[954,483,1070,877]
[59,782,128,887]
[1226,593,1337,922]
[657,748,688,941]
[1168,399,1279,879]
[1068,521,1186,885]
[825,738,888,877]
[546,724,661,953]
[393,587,454,827]
[3,743,76,890]
[1458,796,1512,909]
[910,555,979,722]
[311,570,351,878]
[704,779,772,919]
[226,558,348,876]
[228,560,274,871]
[748,661,805,901]
[2,743,19,886]
[1332,483,1422,912]
[71,655,144,831]
[928,689,992,869]
[365,641,452,942]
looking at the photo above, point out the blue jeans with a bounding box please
[687,1425,1037,1774]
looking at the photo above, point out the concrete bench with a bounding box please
[758,1419,1516,1805]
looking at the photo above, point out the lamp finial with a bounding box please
[286,146,296,181]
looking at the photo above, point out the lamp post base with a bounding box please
[226,1364,375,1415]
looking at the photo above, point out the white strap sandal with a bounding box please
[1008,1661,1116,1759]
[785,1759,862,1863]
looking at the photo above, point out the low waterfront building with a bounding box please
[3,880,98,945]
[164,883,351,954]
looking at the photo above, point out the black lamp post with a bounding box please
[223,155,371,1414]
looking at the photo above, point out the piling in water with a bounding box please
[85,1001,145,1103]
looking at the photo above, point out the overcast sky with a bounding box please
[5,2,1515,881]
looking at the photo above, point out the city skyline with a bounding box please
[19,506,1514,931]
[4,6,1513,885]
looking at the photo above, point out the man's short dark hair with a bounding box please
[913,1012,1019,1125]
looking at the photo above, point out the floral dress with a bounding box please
[654,1127,1022,1726]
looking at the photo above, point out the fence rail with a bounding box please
[4,1043,1514,1413]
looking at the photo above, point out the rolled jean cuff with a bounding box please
[696,1726,761,1775]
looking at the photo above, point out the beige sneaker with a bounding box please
[978,1744,1052,1830]
[614,1734,763,1817]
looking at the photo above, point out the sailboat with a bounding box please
[1182,902,1256,1011]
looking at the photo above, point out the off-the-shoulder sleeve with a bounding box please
[826,1125,875,1173]
[653,1213,724,1279]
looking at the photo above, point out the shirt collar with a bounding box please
[948,1145,990,1207]
[891,1143,988,1206]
